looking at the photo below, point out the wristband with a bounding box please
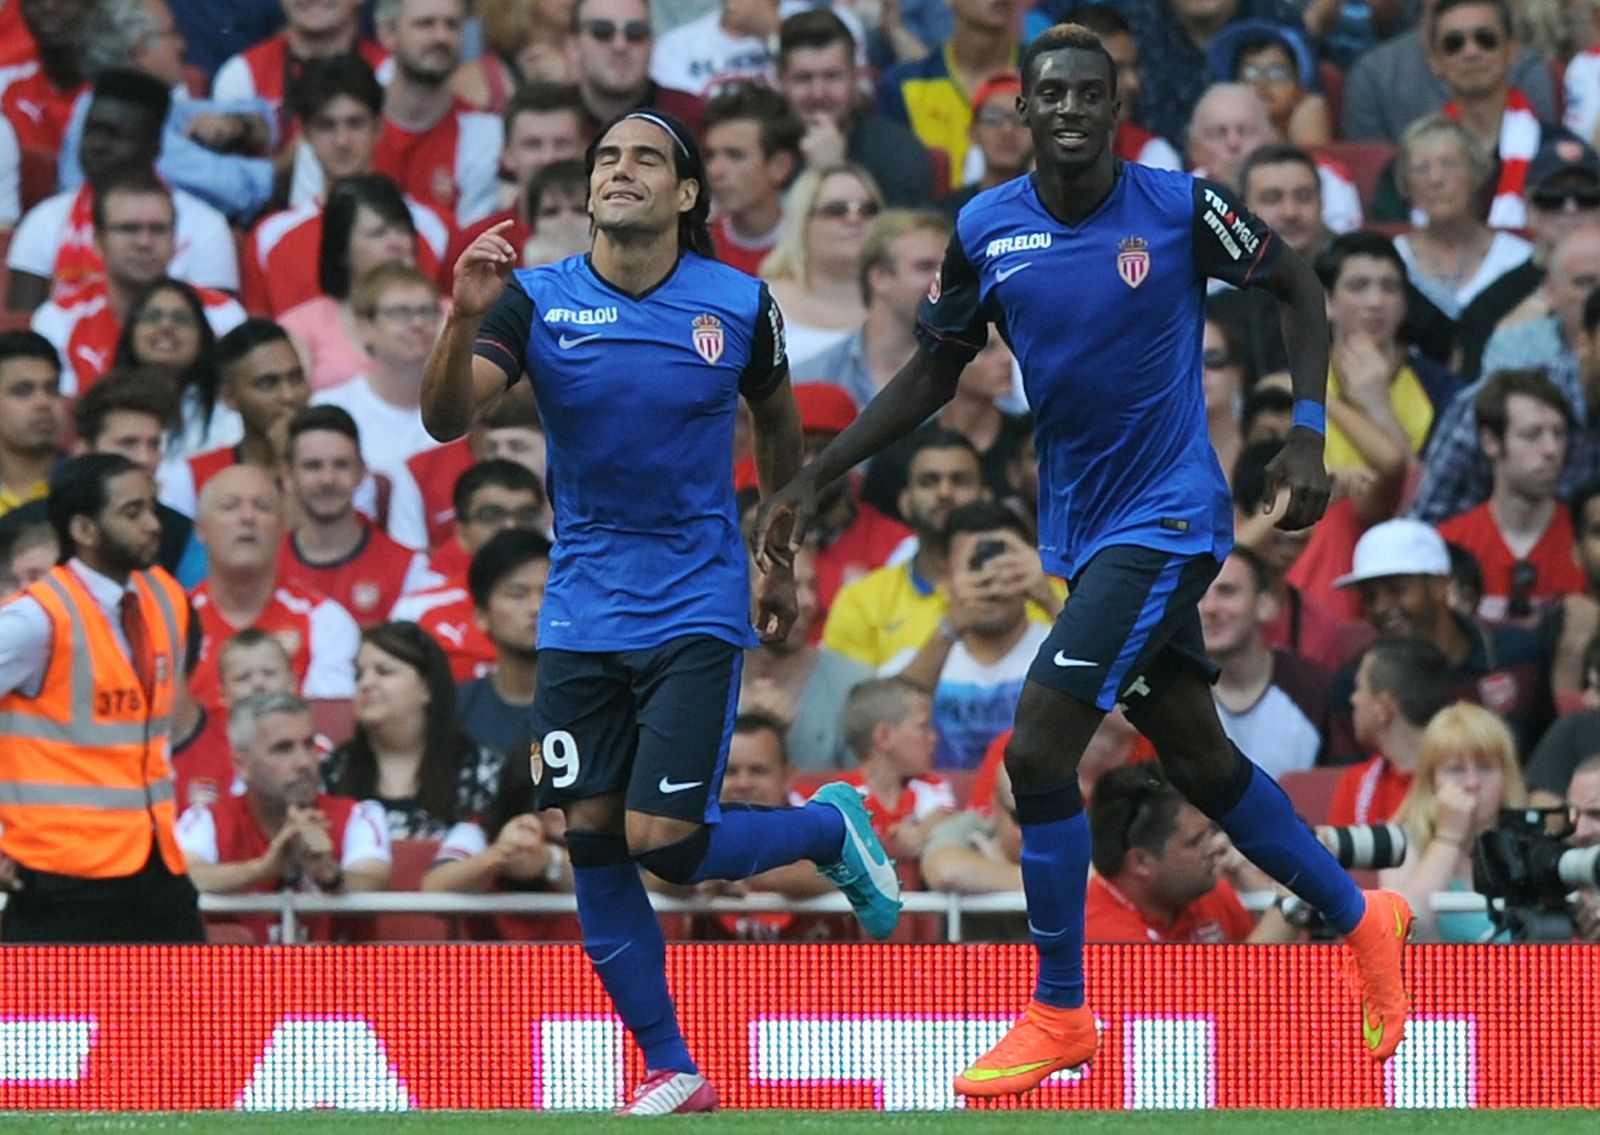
[1292,399,1326,435]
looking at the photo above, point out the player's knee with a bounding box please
[1002,730,1062,790]
[630,824,712,885]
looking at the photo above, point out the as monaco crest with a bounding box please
[1117,235,1150,289]
[692,313,725,364]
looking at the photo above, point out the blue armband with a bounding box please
[1292,399,1326,435]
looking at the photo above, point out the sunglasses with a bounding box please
[1531,185,1600,210]
[812,199,881,220]
[1239,64,1295,84]
[1439,27,1501,55]
[582,18,650,43]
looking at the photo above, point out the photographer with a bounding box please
[1382,703,1529,942]
[900,501,1059,771]
[1566,754,1600,942]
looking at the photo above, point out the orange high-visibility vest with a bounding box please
[0,564,189,877]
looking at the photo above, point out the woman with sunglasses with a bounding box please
[1393,115,1532,320]
[760,162,886,365]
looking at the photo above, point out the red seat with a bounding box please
[1312,141,1395,215]
[364,838,455,942]
[310,698,355,746]
[1278,767,1347,827]
[1318,60,1344,141]
[19,146,56,211]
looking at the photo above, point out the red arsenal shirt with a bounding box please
[278,521,436,629]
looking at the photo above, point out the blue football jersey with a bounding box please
[474,252,786,652]
[916,164,1282,578]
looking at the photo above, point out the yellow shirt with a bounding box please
[822,560,1066,673]
[1323,364,1433,471]
[0,477,48,518]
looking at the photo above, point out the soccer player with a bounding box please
[757,23,1414,1098]
[419,109,902,1114]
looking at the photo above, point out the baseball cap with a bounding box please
[793,382,857,435]
[1526,137,1600,193]
[1333,519,1451,589]
[972,71,1022,113]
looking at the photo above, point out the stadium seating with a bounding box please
[1311,141,1395,215]
[364,838,454,942]
[1278,767,1345,827]
[18,146,55,212]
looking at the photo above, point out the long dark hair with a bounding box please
[330,621,473,826]
[111,277,221,435]
[319,174,417,300]
[585,110,714,258]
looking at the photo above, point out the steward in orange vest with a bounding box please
[0,454,204,943]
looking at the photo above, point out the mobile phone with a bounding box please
[969,538,1008,572]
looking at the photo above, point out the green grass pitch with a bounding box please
[0,1112,1591,1134]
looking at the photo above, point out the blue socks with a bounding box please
[682,803,845,884]
[1014,781,1092,1009]
[568,834,696,1075]
[1196,748,1366,936]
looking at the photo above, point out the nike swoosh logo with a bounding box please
[995,262,1032,282]
[559,332,602,348]
[1362,1007,1384,1052]
[658,777,704,795]
[962,1059,1058,1082]
[1053,652,1096,668]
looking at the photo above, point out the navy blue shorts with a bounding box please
[1026,546,1222,711]
[530,635,742,823]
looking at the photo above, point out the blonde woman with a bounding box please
[1393,115,1532,319]
[1380,702,1528,942]
[761,163,884,365]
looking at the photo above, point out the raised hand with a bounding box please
[453,219,520,318]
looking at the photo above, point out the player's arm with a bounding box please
[755,233,981,567]
[422,219,525,442]
[1193,180,1330,531]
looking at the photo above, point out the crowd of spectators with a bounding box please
[3,0,1600,946]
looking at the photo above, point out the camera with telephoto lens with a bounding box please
[1473,808,1600,941]
[1274,825,1409,930]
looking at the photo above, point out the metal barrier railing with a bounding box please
[170,889,1494,944]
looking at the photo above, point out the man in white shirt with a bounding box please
[1199,546,1330,781]
[900,500,1059,771]
[314,263,442,487]
[651,0,780,100]
[5,68,238,313]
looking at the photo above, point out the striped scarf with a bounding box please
[1444,88,1538,230]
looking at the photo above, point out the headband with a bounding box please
[620,110,693,160]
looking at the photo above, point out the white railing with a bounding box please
[0,889,1498,943]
